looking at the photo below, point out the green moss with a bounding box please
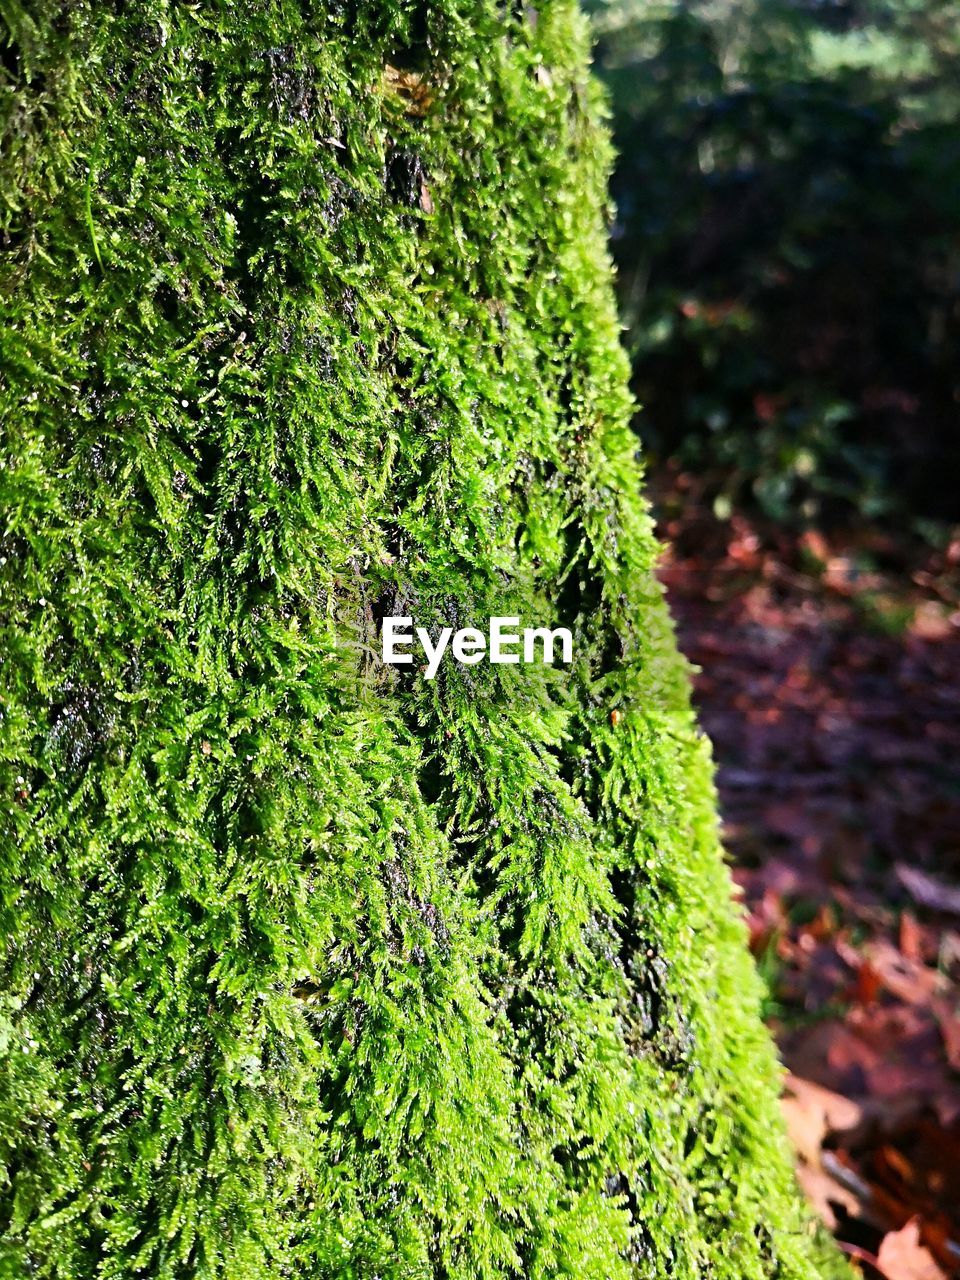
[0,2,848,1277]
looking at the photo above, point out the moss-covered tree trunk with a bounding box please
[0,3,846,1277]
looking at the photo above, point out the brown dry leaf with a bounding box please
[782,1095,827,1169]
[931,997,960,1071]
[419,180,434,214]
[782,1074,863,1167]
[911,601,953,641]
[900,911,923,963]
[860,939,948,1006]
[795,1162,861,1231]
[853,959,884,1007]
[800,528,831,565]
[382,64,434,116]
[876,1218,946,1280]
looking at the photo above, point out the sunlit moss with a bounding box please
[0,2,847,1277]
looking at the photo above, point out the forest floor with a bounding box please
[653,468,960,1279]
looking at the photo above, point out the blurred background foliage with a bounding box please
[588,0,960,534]
[587,11,960,1262]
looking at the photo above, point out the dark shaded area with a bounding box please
[590,0,960,532]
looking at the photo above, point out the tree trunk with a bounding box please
[0,3,846,1277]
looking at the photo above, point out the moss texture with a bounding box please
[0,2,847,1277]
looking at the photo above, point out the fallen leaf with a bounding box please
[911,601,953,641]
[782,1074,863,1166]
[876,1218,946,1280]
[859,939,947,1006]
[931,997,960,1071]
[853,959,883,1007]
[795,1162,861,1231]
[900,911,923,963]
[800,528,831,565]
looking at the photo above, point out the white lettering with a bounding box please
[418,626,453,680]
[523,627,572,664]
[490,617,521,664]
[452,627,486,664]
[380,616,573,675]
[383,616,413,664]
